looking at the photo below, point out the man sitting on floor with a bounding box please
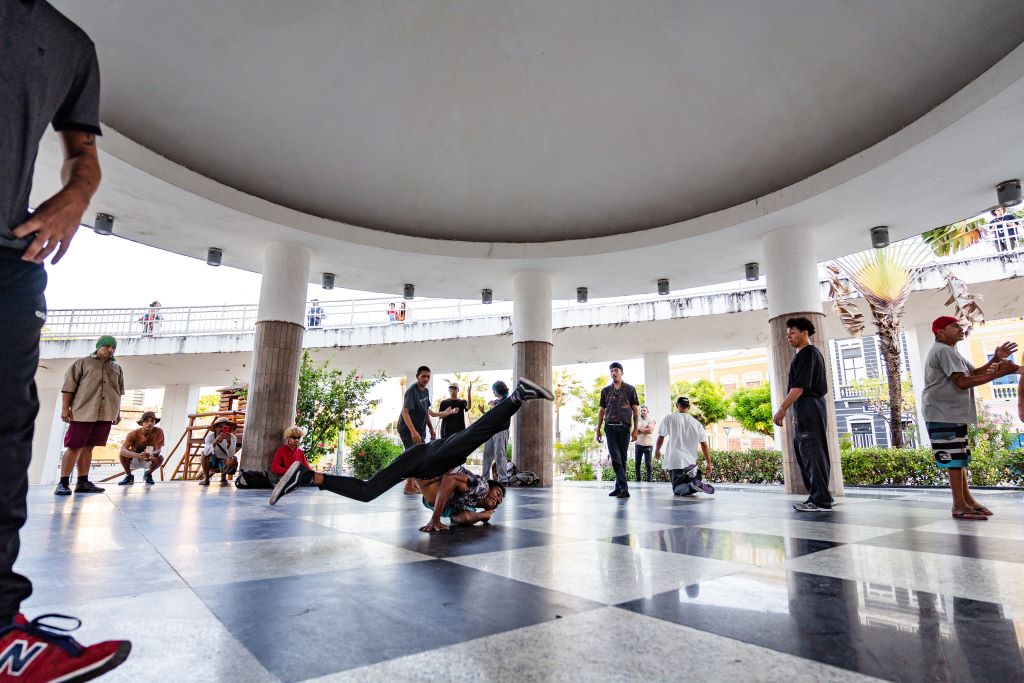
[118,411,165,486]
[270,378,553,532]
[656,396,714,497]
[201,417,239,486]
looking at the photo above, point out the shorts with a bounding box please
[207,456,237,474]
[927,422,971,469]
[64,421,112,449]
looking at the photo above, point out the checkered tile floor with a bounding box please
[17,480,1024,682]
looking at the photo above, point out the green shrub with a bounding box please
[594,446,1024,487]
[566,461,597,481]
[347,433,403,480]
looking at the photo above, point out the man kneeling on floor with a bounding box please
[656,397,714,496]
[201,417,239,486]
[118,411,165,485]
[270,379,554,531]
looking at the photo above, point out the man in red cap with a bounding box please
[922,316,1018,520]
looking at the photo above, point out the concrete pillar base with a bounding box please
[243,320,305,471]
[513,340,553,486]
[29,387,65,485]
[769,312,845,497]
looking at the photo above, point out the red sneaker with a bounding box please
[0,613,130,682]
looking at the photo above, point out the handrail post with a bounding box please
[349,300,354,325]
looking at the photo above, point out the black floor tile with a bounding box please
[353,522,567,558]
[195,559,602,681]
[619,569,1024,683]
[610,526,839,564]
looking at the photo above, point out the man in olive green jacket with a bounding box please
[56,335,125,495]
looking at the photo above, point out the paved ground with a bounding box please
[16,480,1024,682]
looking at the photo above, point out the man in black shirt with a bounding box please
[596,362,640,498]
[0,1,131,678]
[438,383,472,438]
[773,317,834,512]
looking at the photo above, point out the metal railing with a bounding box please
[40,224,1022,342]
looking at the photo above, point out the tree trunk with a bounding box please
[879,329,905,448]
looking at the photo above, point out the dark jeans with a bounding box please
[634,445,653,482]
[319,397,521,502]
[604,424,630,493]
[0,249,47,622]
[792,396,833,508]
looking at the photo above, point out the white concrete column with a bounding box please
[763,226,844,496]
[643,351,672,427]
[245,242,312,470]
[29,388,65,485]
[159,384,201,476]
[512,271,554,485]
[904,324,933,447]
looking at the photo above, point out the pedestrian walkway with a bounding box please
[17,481,1024,681]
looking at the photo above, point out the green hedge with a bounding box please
[347,433,404,480]
[597,447,1024,487]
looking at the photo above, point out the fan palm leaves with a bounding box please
[921,216,987,257]
[829,240,931,448]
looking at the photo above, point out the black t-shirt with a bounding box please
[398,384,431,436]
[438,398,468,436]
[1,0,102,249]
[787,345,828,398]
[600,382,639,425]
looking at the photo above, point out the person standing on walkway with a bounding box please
[307,299,325,328]
[56,335,125,496]
[656,397,714,496]
[438,382,471,439]
[923,316,1018,520]
[634,405,656,482]
[399,366,454,493]
[139,300,162,336]
[118,411,165,486]
[596,362,640,498]
[0,1,131,675]
[481,381,511,481]
[772,317,834,512]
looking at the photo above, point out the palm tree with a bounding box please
[827,240,931,448]
[552,367,583,443]
[920,216,988,257]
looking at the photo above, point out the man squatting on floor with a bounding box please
[270,379,554,531]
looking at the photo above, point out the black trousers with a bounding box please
[634,445,653,482]
[319,397,521,502]
[605,424,631,492]
[792,396,833,508]
[0,250,46,622]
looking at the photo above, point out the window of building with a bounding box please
[839,343,866,384]
[721,374,738,394]
[849,420,874,448]
[742,371,761,388]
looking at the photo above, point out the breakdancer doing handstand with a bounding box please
[270,378,553,531]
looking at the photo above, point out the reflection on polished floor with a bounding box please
[17,481,1024,682]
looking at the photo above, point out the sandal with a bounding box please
[952,511,988,521]
[970,505,994,516]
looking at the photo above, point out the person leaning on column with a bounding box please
[57,335,125,496]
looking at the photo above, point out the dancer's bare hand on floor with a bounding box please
[419,519,448,533]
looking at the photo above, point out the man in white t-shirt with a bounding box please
[656,397,714,496]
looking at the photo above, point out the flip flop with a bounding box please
[952,511,988,521]
[971,506,994,516]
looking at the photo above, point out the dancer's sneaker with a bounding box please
[117,474,134,486]
[793,501,832,512]
[693,476,715,495]
[143,472,155,485]
[0,613,131,682]
[512,378,554,402]
[74,481,104,494]
[54,482,72,496]
[270,462,307,505]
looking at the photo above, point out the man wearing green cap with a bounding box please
[56,336,125,495]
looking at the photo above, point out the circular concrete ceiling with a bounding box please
[54,1,1024,243]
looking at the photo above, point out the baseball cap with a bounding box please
[931,316,959,335]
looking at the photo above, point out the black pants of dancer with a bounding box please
[792,396,833,508]
[605,424,631,493]
[318,397,521,502]
[634,445,652,482]
[0,250,46,622]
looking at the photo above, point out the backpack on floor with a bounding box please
[507,471,539,487]
[234,470,276,489]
